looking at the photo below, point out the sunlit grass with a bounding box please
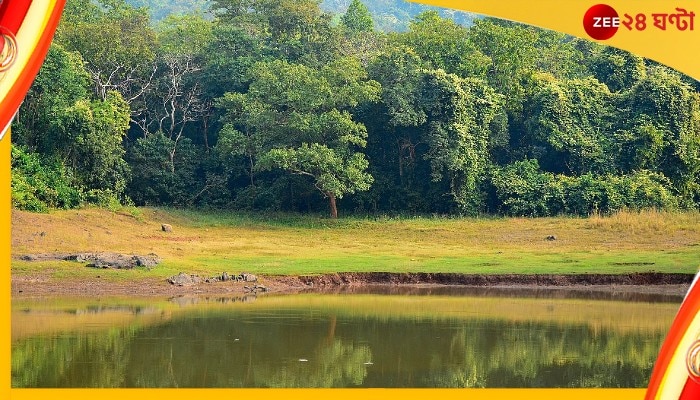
[11,208,700,280]
[587,209,700,234]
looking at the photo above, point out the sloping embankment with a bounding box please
[288,272,695,287]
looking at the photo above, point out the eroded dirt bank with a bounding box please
[11,272,695,298]
[292,271,694,286]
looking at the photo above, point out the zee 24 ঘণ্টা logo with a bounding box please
[583,3,695,40]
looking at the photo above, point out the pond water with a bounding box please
[11,286,683,388]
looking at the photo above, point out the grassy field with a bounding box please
[10,207,700,281]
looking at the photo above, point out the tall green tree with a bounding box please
[355,46,430,212]
[620,66,700,206]
[141,14,214,169]
[522,73,614,175]
[469,18,540,113]
[55,0,157,103]
[15,44,90,154]
[360,45,502,214]
[211,0,341,66]
[218,58,380,217]
[64,92,132,197]
[420,70,502,213]
[469,18,590,167]
[400,11,489,79]
[202,17,267,100]
[341,0,374,33]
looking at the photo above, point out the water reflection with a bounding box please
[11,289,680,388]
[305,284,687,303]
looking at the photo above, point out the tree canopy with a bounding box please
[12,0,700,217]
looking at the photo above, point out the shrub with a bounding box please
[489,160,679,216]
[11,145,82,211]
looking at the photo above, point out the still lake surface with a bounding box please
[11,286,683,388]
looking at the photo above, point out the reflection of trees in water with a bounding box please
[253,338,371,387]
[12,308,664,388]
[373,321,659,388]
[12,326,136,387]
[250,314,372,388]
[120,312,371,387]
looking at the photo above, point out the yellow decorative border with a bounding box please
[5,388,648,399]
[417,0,700,80]
[657,315,700,399]
[0,0,55,106]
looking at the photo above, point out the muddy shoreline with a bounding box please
[11,272,695,299]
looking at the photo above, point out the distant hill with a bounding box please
[125,0,212,21]
[124,0,477,30]
[321,0,477,31]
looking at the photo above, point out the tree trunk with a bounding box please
[398,151,404,179]
[169,150,176,173]
[328,193,338,219]
[202,118,209,152]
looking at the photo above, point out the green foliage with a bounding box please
[71,91,132,195]
[259,143,373,199]
[156,13,213,56]
[367,46,427,127]
[13,1,700,217]
[341,0,373,33]
[217,57,379,216]
[13,44,131,206]
[56,0,157,100]
[211,0,341,66]
[126,133,204,206]
[589,46,646,92]
[125,0,212,21]
[620,66,700,206]
[323,0,477,32]
[613,118,665,172]
[421,70,501,213]
[523,73,614,174]
[400,11,489,78]
[11,145,82,212]
[14,44,90,153]
[489,160,678,216]
[359,49,503,214]
[469,18,540,113]
[488,160,558,217]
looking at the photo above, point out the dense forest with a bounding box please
[11,0,700,217]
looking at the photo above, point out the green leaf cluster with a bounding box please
[12,0,700,217]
